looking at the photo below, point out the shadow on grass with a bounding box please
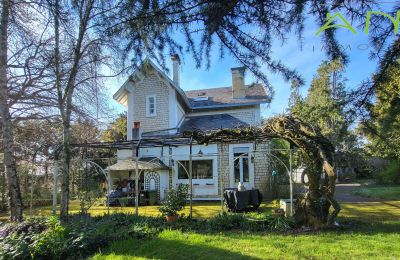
[338,217,400,234]
[98,236,259,260]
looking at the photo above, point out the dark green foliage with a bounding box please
[0,214,165,259]
[207,213,248,231]
[359,44,400,159]
[378,161,400,185]
[266,215,295,232]
[102,113,127,142]
[291,59,349,149]
[0,211,298,259]
[102,1,398,92]
[159,184,188,216]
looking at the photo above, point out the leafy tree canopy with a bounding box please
[291,59,349,150]
[102,113,127,142]
[360,57,400,159]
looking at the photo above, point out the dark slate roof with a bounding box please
[178,114,249,133]
[185,83,270,109]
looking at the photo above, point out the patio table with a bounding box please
[223,189,263,212]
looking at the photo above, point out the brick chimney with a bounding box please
[231,67,246,98]
[171,54,180,87]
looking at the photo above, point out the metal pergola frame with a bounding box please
[52,131,296,217]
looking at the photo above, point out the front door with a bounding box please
[231,146,254,190]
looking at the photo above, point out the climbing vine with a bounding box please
[190,115,340,227]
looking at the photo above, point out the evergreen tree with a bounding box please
[360,56,400,159]
[292,59,348,150]
[287,79,302,112]
[102,113,127,142]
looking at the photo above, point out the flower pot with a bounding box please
[166,214,179,222]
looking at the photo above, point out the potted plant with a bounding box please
[159,184,188,221]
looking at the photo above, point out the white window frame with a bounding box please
[229,143,254,189]
[146,95,157,117]
[177,159,214,180]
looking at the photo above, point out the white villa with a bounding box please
[112,55,271,200]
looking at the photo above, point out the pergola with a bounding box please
[52,129,296,217]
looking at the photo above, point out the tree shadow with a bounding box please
[103,236,261,259]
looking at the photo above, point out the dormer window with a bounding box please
[146,95,156,117]
[193,96,209,102]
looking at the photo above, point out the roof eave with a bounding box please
[112,58,192,110]
[191,100,270,110]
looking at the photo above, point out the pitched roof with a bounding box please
[107,157,169,171]
[113,59,191,109]
[185,84,270,109]
[178,114,248,133]
[113,60,270,110]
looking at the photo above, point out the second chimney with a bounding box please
[231,67,246,99]
[171,54,180,87]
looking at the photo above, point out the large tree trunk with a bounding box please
[0,0,23,221]
[294,157,340,227]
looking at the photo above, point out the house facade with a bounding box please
[113,55,271,200]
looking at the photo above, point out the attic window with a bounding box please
[146,95,156,117]
[193,96,209,102]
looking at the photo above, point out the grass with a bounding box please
[89,201,400,260]
[92,223,400,260]
[2,198,400,259]
[0,200,270,222]
[351,185,400,200]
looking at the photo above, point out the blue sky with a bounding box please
[105,6,397,120]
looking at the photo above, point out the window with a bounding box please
[146,95,156,117]
[193,96,209,102]
[178,160,213,179]
[233,148,249,183]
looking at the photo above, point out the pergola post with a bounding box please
[289,148,293,216]
[219,140,224,214]
[189,139,193,218]
[52,160,59,216]
[135,155,139,216]
[106,169,111,215]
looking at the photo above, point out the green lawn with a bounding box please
[2,200,400,259]
[351,185,400,200]
[92,227,400,260]
[89,201,400,260]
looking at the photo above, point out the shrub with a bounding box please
[266,215,295,231]
[378,160,400,184]
[0,218,49,259]
[0,214,166,260]
[207,212,248,231]
[159,184,188,216]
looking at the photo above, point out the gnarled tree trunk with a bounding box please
[193,115,341,227]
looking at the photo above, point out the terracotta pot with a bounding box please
[166,214,179,222]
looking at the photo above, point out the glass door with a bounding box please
[233,147,250,189]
